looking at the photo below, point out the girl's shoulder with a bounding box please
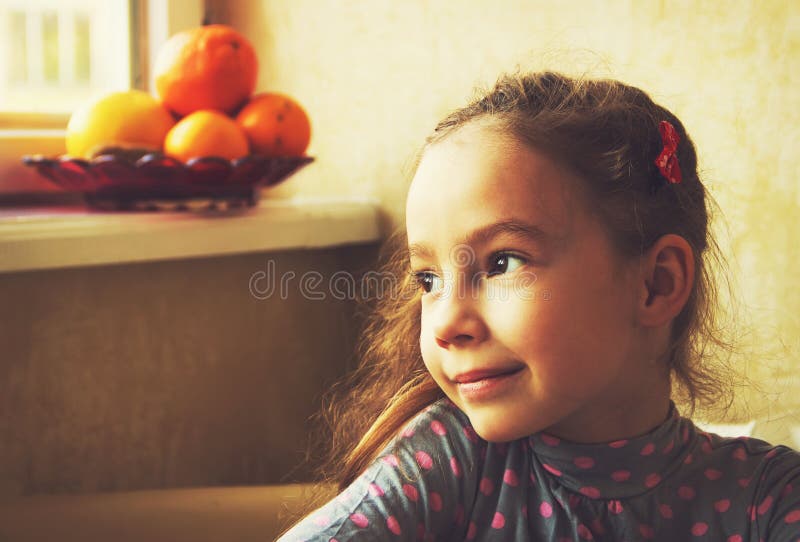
[379,397,489,477]
[399,397,477,439]
[389,397,488,456]
[698,430,800,526]
[702,429,800,468]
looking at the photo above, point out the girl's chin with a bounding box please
[460,404,549,443]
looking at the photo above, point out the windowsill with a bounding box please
[0,195,383,274]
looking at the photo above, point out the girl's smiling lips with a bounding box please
[453,364,525,384]
[453,364,526,401]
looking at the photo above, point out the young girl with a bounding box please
[278,71,800,541]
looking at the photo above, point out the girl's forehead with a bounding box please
[406,127,580,242]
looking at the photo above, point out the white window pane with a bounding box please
[0,0,132,115]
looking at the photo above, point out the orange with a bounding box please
[65,90,176,159]
[164,109,250,162]
[153,24,258,117]
[235,93,311,157]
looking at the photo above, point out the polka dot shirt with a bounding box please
[278,399,800,541]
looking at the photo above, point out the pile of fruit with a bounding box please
[66,24,311,163]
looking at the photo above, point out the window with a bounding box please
[0,0,132,118]
[0,0,203,201]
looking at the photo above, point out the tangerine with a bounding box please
[164,109,250,162]
[153,24,258,116]
[235,93,311,157]
[65,90,176,159]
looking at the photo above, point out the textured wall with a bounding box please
[0,244,377,498]
[210,0,800,420]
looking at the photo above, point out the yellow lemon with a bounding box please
[66,90,176,159]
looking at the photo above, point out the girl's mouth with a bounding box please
[454,366,525,401]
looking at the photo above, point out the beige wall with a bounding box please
[211,0,799,419]
[0,244,377,498]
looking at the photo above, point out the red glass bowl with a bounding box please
[21,152,314,211]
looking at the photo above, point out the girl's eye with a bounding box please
[411,252,527,294]
[411,271,444,294]
[487,252,526,277]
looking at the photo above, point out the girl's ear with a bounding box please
[636,234,695,327]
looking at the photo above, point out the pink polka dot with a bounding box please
[454,503,465,525]
[541,433,561,446]
[611,469,631,482]
[781,483,793,497]
[574,456,595,469]
[639,524,655,538]
[543,463,562,476]
[691,522,708,536]
[738,477,751,488]
[450,456,461,477]
[430,420,447,435]
[540,501,553,518]
[415,450,433,470]
[645,473,662,488]
[714,499,731,512]
[401,426,415,438]
[577,523,593,540]
[747,505,755,520]
[758,495,773,515]
[386,516,401,535]
[402,484,418,501]
[479,477,494,495]
[785,509,800,523]
[466,521,477,539]
[659,504,673,519]
[491,512,505,529]
[429,491,442,512]
[766,448,778,459]
[727,535,743,542]
[662,440,675,454]
[609,439,628,448]
[678,485,696,500]
[640,442,656,456]
[313,515,330,526]
[503,469,519,486]
[579,486,601,498]
[704,468,722,480]
[350,513,369,528]
[368,483,384,497]
[608,500,624,514]
[381,454,399,467]
[684,453,693,464]
[733,447,747,461]
[463,426,479,443]
[701,441,712,454]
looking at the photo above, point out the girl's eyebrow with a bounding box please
[407,218,550,259]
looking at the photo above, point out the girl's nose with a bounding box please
[431,286,488,348]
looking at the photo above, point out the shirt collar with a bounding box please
[527,402,695,499]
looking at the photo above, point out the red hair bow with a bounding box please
[654,120,682,184]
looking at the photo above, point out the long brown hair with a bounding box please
[291,70,739,524]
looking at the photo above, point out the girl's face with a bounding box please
[406,122,667,443]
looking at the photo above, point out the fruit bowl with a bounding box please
[21,151,314,211]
